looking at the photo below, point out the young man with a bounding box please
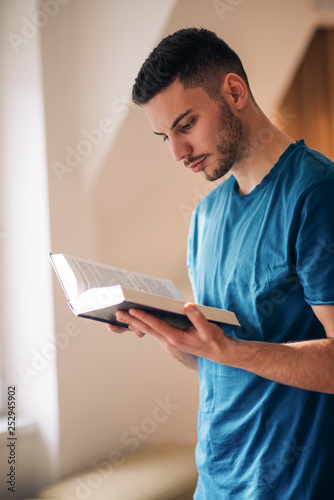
[107,28,334,498]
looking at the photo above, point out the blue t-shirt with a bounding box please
[187,140,334,499]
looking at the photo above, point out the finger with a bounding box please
[184,303,210,332]
[127,309,187,348]
[106,323,146,339]
[106,324,133,334]
[115,310,156,339]
[128,309,181,336]
[184,303,225,347]
[117,310,158,335]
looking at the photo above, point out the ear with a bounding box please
[221,73,248,111]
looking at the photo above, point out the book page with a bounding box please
[49,253,80,303]
[65,255,186,301]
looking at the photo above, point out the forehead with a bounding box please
[144,80,215,132]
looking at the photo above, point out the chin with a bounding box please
[203,167,229,182]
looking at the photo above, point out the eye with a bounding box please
[163,135,169,142]
[182,118,195,131]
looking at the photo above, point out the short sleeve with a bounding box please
[294,180,334,305]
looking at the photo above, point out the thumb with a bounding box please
[184,302,208,329]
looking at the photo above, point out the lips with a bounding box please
[187,156,207,173]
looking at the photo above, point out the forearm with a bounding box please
[113,304,334,391]
[226,336,334,393]
[169,350,198,370]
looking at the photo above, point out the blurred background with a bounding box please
[0,0,334,497]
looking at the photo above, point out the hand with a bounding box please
[113,303,231,363]
[106,323,146,338]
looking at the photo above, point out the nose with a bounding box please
[168,136,192,162]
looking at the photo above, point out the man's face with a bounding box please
[145,80,243,181]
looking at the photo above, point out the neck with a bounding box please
[231,108,295,195]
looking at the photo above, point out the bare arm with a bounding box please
[164,350,198,370]
[114,303,334,394]
[226,303,334,393]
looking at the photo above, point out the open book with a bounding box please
[49,253,240,329]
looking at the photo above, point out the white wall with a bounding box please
[0,0,58,497]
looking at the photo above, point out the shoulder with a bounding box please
[275,141,334,218]
[286,140,334,191]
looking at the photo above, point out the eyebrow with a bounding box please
[153,109,192,136]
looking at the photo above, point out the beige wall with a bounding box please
[2,0,334,497]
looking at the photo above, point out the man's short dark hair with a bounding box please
[132,27,254,105]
